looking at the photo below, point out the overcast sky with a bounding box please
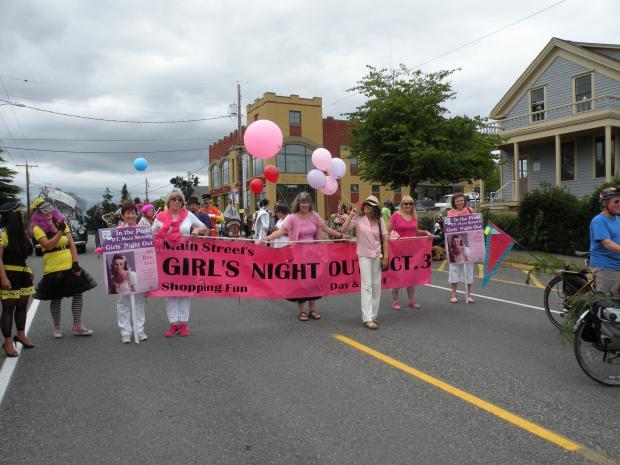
[0,0,618,208]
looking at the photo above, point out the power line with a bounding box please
[149,162,211,194]
[324,0,569,109]
[5,137,221,142]
[412,0,569,69]
[7,93,214,117]
[1,146,211,154]
[0,77,39,166]
[0,98,231,124]
[0,75,217,107]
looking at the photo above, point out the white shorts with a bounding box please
[448,262,474,285]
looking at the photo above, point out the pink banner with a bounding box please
[148,237,432,299]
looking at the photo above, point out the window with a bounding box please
[252,156,264,178]
[575,74,592,112]
[211,165,220,187]
[276,144,313,173]
[595,136,605,178]
[221,160,230,185]
[350,184,359,203]
[289,111,301,125]
[372,185,380,201]
[518,159,527,179]
[561,141,575,181]
[530,87,545,122]
[348,155,358,175]
[254,114,259,121]
[276,184,316,208]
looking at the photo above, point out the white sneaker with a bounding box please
[121,335,131,343]
[53,326,63,338]
[138,331,148,341]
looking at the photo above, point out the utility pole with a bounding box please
[16,162,38,211]
[236,81,245,226]
[145,177,149,202]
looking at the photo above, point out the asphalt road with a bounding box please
[0,239,618,465]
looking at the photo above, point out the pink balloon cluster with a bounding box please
[306,148,347,196]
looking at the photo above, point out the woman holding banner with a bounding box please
[388,195,433,310]
[114,202,148,343]
[152,191,209,337]
[28,198,96,338]
[341,195,389,330]
[447,193,475,304]
[261,192,345,321]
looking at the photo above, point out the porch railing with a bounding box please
[483,94,620,134]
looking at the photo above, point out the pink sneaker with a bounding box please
[72,323,94,336]
[179,323,190,337]
[165,324,179,337]
[408,301,421,309]
[391,301,401,311]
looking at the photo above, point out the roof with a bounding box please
[490,38,620,119]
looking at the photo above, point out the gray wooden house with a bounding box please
[488,38,620,203]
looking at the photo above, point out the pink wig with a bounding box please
[28,208,65,237]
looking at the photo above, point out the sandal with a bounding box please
[467,297,475,304]
[363,321,378,330]
[308,310,321,320]
[450,293,458,304]
[391,301,401,311]
[298,312,309,321]
[408,301,421,309]
[372,320,379,326]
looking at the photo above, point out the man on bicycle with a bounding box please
[590,187,620,294]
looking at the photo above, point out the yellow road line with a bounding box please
[432,268,539,288]
[333,335,619,465]
[522,269,545,289]
[437,259,447,272]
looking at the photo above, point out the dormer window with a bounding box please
[574,74,592,112]
[530,87,545,122]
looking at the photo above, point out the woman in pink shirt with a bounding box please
[261,192,345,321]
[387,195,433,310]
[341,195,389,330]
[447,193,476,304]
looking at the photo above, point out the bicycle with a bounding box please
[573,298,620,386]
[543,251,594,329]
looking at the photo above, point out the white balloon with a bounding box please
[307,169,327,189]
[311,148,332,171]
[327,158,347,179]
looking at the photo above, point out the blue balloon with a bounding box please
[134,157,148,171]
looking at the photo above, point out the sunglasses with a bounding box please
[401,202,414,206]
[170,198,184,202]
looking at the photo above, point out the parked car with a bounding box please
[34,217,88,256]
[434,193,479,210]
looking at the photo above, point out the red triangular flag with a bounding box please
[482,221,516,287]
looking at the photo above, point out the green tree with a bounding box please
[347,65,502,194]
[102,187,113,203]
[121,183,130,202]
[170,175,199,198]
[0,151,21,204]
[483,161,501,194]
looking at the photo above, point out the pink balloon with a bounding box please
[320,176,338,195]
[244,120,283,159]
[307,169,326,189]
[311,148,332,171]
[327,158,347,179]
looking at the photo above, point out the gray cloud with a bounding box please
[1,0,618,205]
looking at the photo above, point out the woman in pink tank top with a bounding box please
[387,195,433,310]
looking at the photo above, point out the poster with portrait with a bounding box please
[99,226,158,295]
[443,213,485,264]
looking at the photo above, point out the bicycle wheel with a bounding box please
[574,316,620,386]
[543,274,588,329]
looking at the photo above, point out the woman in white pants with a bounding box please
[112,202,147,343]
[341,195,389,330]
[152,191,208,337]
